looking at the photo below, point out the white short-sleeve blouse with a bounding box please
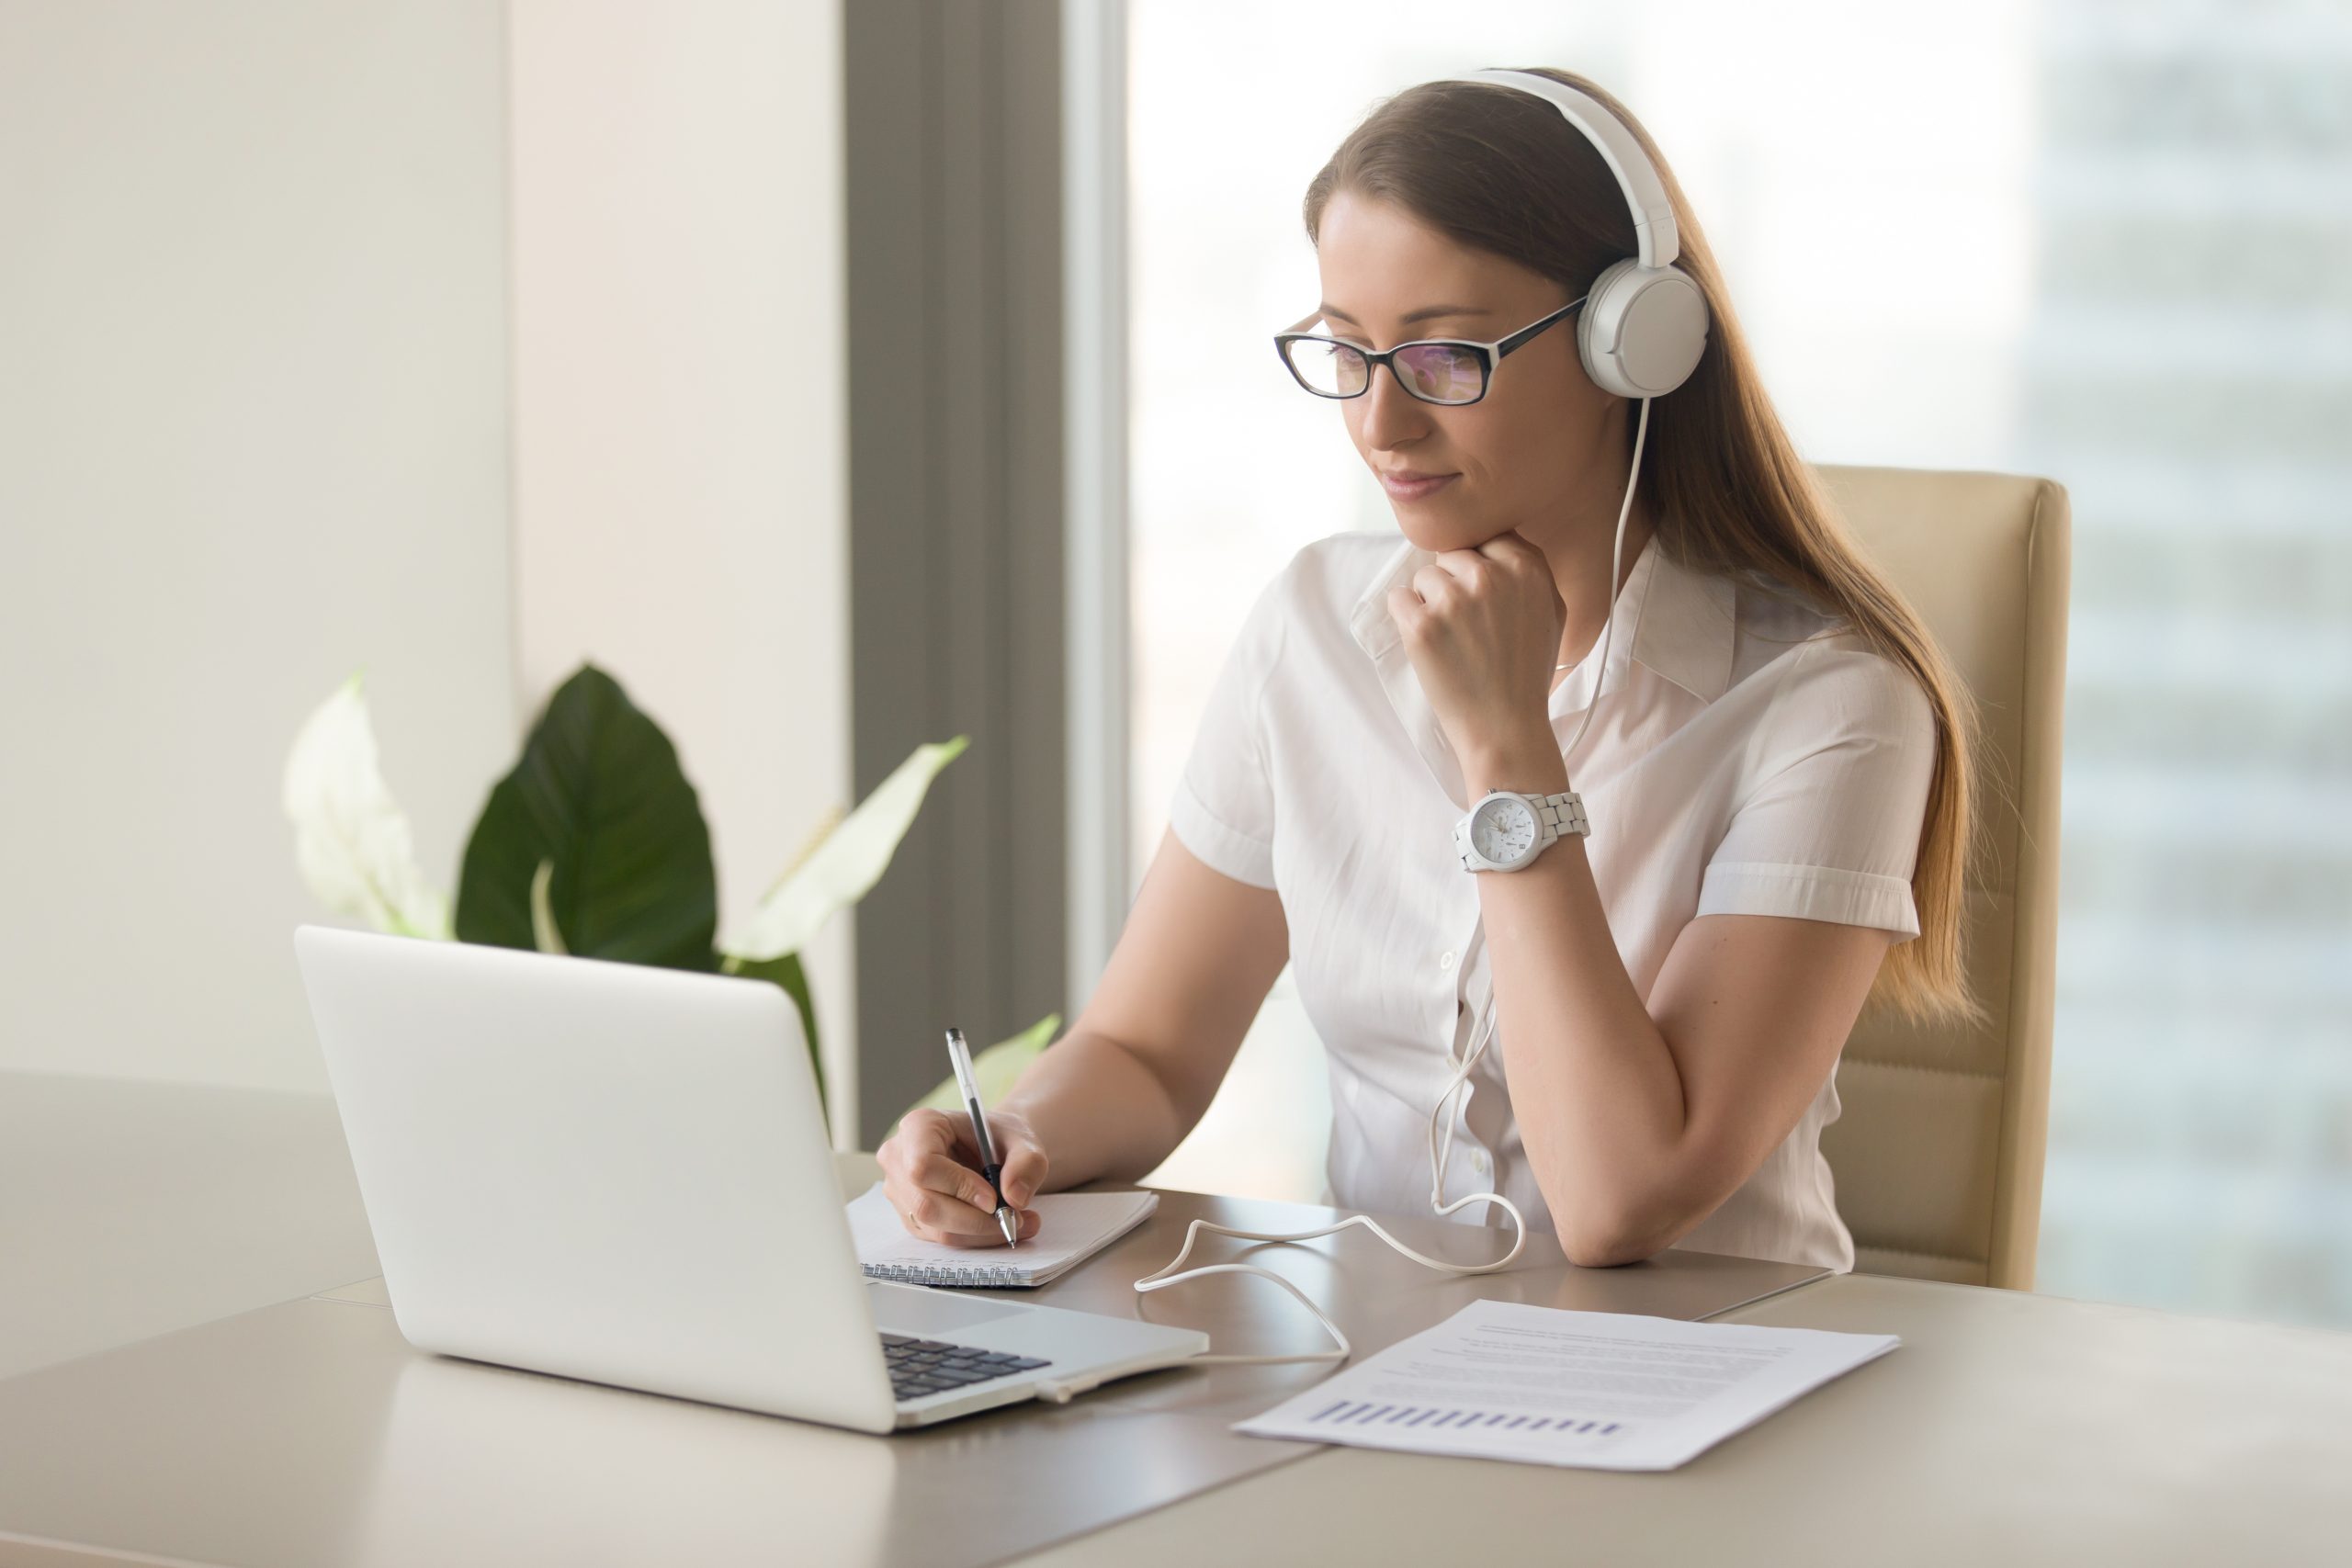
[1166,528,1939,1271]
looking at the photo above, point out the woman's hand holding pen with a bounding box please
[876,1107,1046,1247]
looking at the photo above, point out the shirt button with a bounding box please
[1439,950,1457,971]
[1471,1151,1490,1176]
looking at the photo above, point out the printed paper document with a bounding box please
[1235,1297,1897,1470]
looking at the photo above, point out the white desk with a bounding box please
[1019,1269,2352,1566]
[0,1149,1825,1568]
[6,1072,2350,1566]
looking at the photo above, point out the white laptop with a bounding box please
[293,925,1207,1434]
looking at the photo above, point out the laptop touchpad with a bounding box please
[867,1282,1025,1336]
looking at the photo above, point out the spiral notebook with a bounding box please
[844,1180,1159,1287]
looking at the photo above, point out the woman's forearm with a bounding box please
[998,1024,1194,1190]
[1462,738,1695,1256]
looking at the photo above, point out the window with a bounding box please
[1123,0,2351,1325]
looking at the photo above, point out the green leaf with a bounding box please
[282,671,452,940]
[723,951,825,1114]
[896,1013,1060,1135]
[456,664,718,971]
[727,737,969,962]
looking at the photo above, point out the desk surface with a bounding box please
[1018,1269,2352,1567]
[0,1150,1823,1568]
[7,1077,2351,1568]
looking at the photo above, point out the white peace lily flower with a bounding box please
[528,859,567,954]
[727,737,967,963]
[281,673,452,940]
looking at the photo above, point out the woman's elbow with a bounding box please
[1559,1220,1666,1269]
[1558,1197,1696,1268]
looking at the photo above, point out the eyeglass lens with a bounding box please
[1284,337,1485,403]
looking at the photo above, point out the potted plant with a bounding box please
[282,663,1053,1134]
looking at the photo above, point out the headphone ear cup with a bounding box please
[1576,257,1711,399]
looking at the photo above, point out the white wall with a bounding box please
[2,0,856,1111]
[506,0,858,1134]
[0,1,517,1091]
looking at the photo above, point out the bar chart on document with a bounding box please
[1300,1399,1626,1440]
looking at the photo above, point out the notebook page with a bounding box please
[844,1180,1158,1286]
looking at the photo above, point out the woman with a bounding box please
[879,68,1979,1272]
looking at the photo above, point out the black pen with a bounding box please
[944,1027,1019,1248]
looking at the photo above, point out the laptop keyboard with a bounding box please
[881,1332,1052,1401]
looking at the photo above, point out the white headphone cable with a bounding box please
[1553,391,1653,755]
[1129,397,1656,1366]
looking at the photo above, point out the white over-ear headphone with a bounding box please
[1131,72,1704,1365]
[1448,68,1711,400]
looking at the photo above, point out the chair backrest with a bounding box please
[1811,464,2071,1291]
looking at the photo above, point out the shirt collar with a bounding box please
[1346,530,1737,806]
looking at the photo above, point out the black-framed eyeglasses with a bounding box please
[1272,295,1588,406]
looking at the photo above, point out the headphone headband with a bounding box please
[1439,67,1708,400]
[1444,69,1680,272]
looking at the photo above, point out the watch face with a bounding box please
[1470,796,1539,864]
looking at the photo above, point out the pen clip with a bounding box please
[944,1027,982,1104]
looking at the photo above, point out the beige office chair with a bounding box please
[1811,465,2070,1291]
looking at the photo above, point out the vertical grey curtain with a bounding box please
[844,0,1069,1145]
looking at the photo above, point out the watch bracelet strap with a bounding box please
[1538,789,1590,838]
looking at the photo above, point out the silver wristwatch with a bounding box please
[1453,789,1589,873]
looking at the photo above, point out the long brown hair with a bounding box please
[1304,68,1983,1024]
